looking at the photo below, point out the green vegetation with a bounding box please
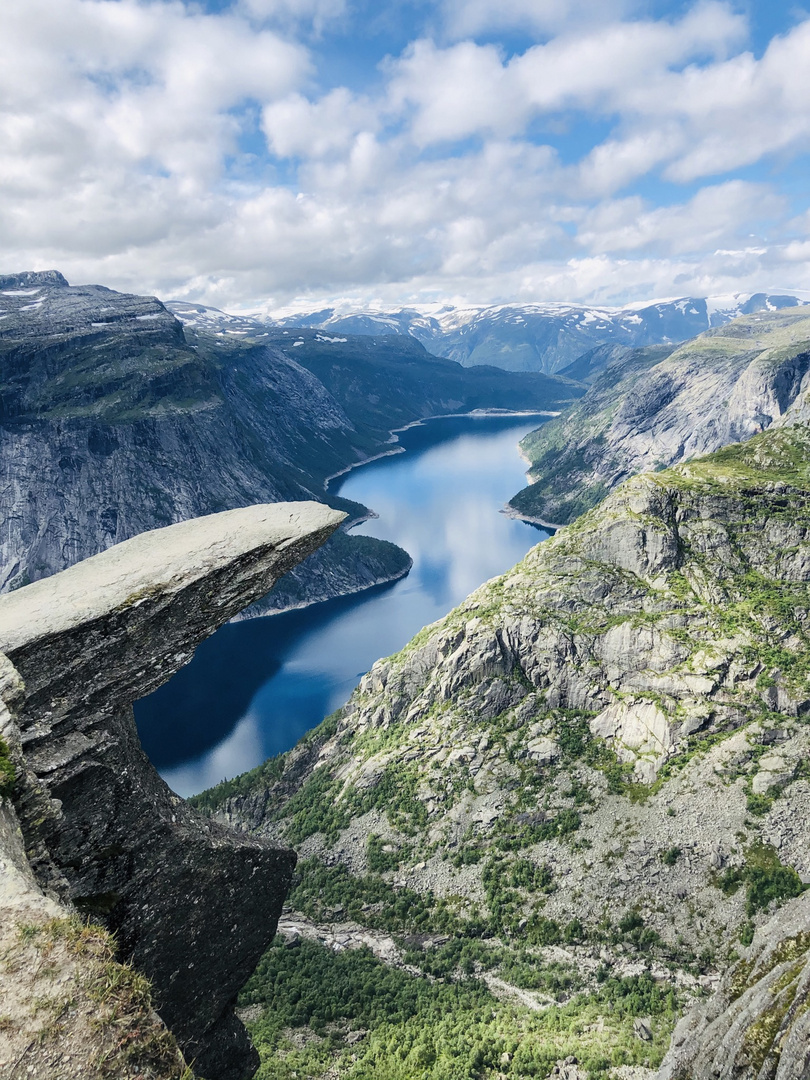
[553,710,650,799]
[279,760,429,846]
[717,844,806,916]
[480,855,555,933]
[267,531,413,612]
[0,735,16,797]
[511,310,810,522]
[13,916,191,1078]
[190,712,342,816]
[664,421,810,495]
[278,767,350,845]
[746,792,775,817]
[191,325,810,1079]
[739,921,755,947]
[288,860,464,935]
[241,937,678,1080]
[508,343,674,522]
[188,755,286,814]
[366,834,412,873]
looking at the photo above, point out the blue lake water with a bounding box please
[134,413,552,797]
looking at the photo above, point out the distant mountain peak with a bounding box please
[0,269,69,291]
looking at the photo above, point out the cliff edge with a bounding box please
[0,501,344,1080]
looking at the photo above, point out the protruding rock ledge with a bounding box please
[0,502,345,1080]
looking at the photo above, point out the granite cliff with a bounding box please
[0,500,344,1080]
[509,309,810,526]
[167,298,581,616]
[659,886,810,1079]
[0,270,408,610]
[198,418,810,1078]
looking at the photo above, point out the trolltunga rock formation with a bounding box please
[0,501,344,1080]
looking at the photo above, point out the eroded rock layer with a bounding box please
[510,309,810,525]
[659,890,810,1079]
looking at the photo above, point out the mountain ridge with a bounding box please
[265,292,810,375]
[0,272,575,613]
[197,414,810,1079]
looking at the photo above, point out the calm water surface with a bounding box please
[135,414,551,796]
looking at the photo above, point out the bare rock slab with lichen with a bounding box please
[658,889,810,1079]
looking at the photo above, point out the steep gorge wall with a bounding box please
[660,887,810,1079]
[0,271,410,606]
[0,501,344,1079]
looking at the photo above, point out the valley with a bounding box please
[3,274,810,1080]
[7,4,810,1079]
[509,310,810,526]
[195,333,810,1079]
[136,414,552,797]
[0,272,575,610]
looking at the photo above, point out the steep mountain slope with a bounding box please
[660,886,810,1079]
[0,274,575,610]
[276,293,808,375]
[197,417,810,1078]
[0,271,384,601]
[509,310,810,526]
[555,343,640,385]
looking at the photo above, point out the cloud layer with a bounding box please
[2,0,810,311]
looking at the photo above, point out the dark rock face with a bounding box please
[0,269,69,290]
[0,272,570,613]
[0,502,344,1079]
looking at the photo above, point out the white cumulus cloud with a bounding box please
[1,0,809,311]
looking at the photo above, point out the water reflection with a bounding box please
[136,414,551,796]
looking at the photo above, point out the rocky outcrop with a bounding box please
[659,891,810,1079]
[0,501,344,1079]
[510,310,810,525]
[0,773,190,1080]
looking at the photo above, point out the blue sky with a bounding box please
[2,0,810,313]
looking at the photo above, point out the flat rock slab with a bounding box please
[0,501,344,652]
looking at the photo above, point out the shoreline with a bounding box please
[234,556,414,621]
[276,408,558,619]
[323,408,559,494]
[506,434,565,530]
[499,504,563,531]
